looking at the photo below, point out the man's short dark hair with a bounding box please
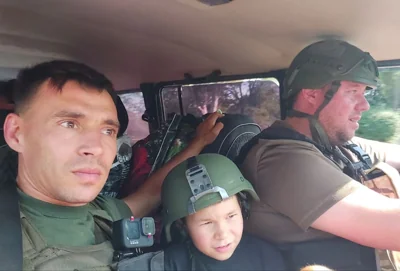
[13,60,118,114]
[13,60,130,136]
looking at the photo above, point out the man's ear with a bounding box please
[4,113,23,153]
[300,89,323,106]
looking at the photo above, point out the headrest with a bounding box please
[201,114,261,161]
[116,96,129,137]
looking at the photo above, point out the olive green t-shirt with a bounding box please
[18,189,132,247]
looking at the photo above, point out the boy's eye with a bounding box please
[201,221,212,226]
[228,213,237,219]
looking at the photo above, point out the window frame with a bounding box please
[155,70,286,123]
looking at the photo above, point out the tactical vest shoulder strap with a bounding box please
[88,201,114,242]
[236,124,328,165]
[237,124,370,182]
[20,211,48,270]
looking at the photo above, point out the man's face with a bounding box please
[185,195,243,261]
[8,80,119,206]
[319,80,370,145]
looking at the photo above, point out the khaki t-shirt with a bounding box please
[240,126,364,244]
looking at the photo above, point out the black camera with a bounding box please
[112,216,155,251]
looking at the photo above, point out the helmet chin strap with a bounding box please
[287,81,341,150]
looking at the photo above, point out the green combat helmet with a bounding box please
[161,153,259,243]
[282,39,379,148]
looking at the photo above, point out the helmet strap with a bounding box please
[286,81,341,150]
[315,81,340,116]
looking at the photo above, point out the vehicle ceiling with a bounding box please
[0,0,399,89]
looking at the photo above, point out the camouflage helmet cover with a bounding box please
[283,39,379,100]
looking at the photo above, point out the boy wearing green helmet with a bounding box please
[162,153,286,270]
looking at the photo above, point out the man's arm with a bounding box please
[311,185,400,251]
[352,136,400,171]
[122,112,224,218]
[254,143,400,251]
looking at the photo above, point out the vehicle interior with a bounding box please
[1,0,400,269]
[0,0,399,139]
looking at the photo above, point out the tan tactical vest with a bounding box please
[341,147,400,271]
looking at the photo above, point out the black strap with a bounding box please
[315,81,340,116]
[343,143,373,168]
[186,156,199,170]
[237,124,369,182]
[236,124,325,165]
[0,179,22,271]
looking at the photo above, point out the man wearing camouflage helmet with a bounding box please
[162,153,286,270]
[238,39,400,270]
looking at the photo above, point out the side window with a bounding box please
[161,78,281,129]
[118,92,149,144]
[356,67,400,143]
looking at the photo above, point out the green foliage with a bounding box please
[356,107,400,143]
[356,68,400,143]
[369,69,400,110]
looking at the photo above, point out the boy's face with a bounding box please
[186,195,243,261]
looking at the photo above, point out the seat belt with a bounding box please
[0,177,22,271]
